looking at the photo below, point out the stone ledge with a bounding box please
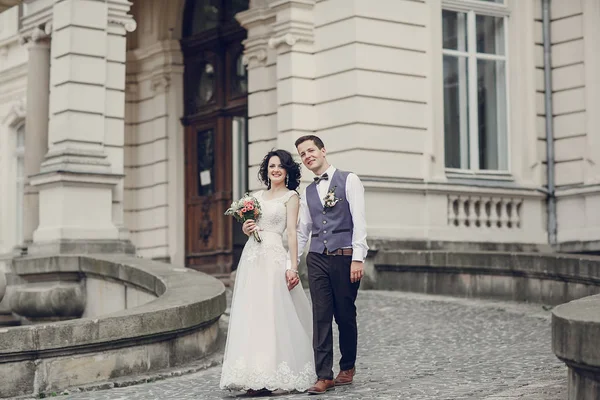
[0,254,226,398]
[373,250,600,305]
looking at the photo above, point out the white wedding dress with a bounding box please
[220,190,316,392]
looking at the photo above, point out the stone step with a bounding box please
[0,313,20,327]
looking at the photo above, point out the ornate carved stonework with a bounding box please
[236,6,275,69]
[18,22,51,46]
[108,17,138,33]
[1,99,26,127]
[448,195,523,229]
[267,0,315,51]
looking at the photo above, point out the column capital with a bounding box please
[267,0,315,51]
[237,5,275,69]
[107,0,136,34]
[18,23,52,47]
[108,17,137,33]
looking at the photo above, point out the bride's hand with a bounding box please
[242,219,256,236]
[286,270,299,291]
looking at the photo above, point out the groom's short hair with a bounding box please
[295,135,325,150]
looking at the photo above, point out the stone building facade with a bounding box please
[0,0,599,282]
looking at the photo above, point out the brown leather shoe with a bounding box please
[334,367,355,386]
[307,379,335,395]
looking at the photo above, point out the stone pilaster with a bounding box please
[267,0,316,151]
[107,1,137,242]
[19,24,51,250]
[28,0,135,254]
[237,2,278,190]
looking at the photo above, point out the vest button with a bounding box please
[322,211,326,215]
[323,221,327,224]
[323,230,327,234]
[324,240,327,244]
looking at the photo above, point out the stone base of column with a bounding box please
[30,151,125,245]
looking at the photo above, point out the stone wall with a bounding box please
[0,254,226,398]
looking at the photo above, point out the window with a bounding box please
[442,1,508,172]
[15,123,25,244]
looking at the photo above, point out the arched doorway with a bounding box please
[181,0,249,279]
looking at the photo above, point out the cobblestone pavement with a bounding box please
[51,291,566,400]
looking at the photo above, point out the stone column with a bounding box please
[19,24,51,250]
[28,0,135,255]
[267,0,316,151]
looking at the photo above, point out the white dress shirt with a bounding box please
[289,165,369,267]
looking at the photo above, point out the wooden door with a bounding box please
[181,0,248,278]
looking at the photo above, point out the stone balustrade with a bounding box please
[0,254,226,398]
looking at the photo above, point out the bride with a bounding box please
[220,149,316,395]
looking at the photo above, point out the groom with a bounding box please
[287,135,369,395]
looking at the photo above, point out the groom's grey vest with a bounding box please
[307,169,353,253]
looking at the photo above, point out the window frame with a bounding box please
[442,0,512,175]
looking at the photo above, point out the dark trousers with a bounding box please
[306,252,360,380]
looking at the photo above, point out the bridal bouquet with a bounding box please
[224,193,263,242]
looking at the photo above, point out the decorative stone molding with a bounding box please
[1,99,26,127]
[448,195,523,229]
[18,22,52,46]
[107,0,137,33]
[236,6,275,69]
[267,0,315,51]
[268,32,311,49]
[108,17,138,33]
[241,41,268,68]
[151,73,171,94]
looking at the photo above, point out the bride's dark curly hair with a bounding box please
[258,149,302,191]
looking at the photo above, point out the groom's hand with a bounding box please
[350,261,364,283]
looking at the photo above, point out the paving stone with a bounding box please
[46,290,567,400]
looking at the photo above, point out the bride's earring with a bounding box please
[285,175,289,187]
